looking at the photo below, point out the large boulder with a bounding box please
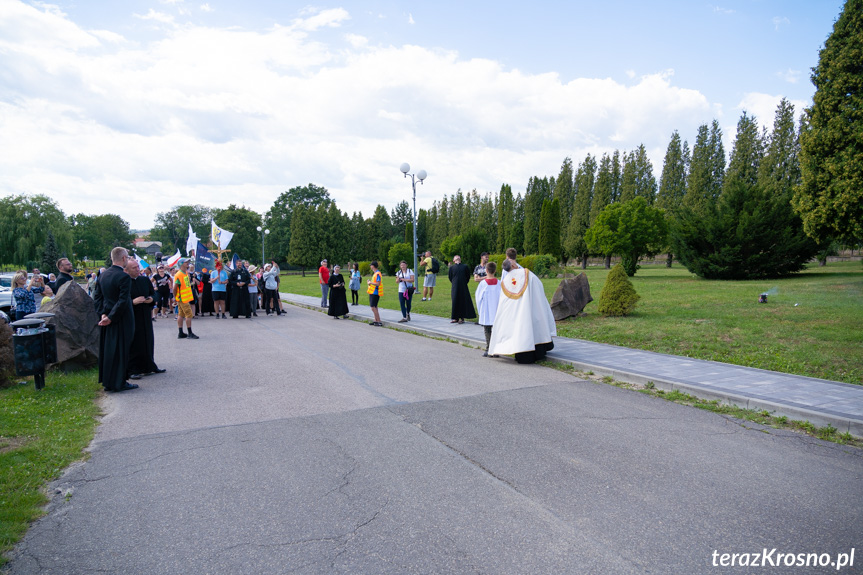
[550,272,593,321]
[39,282,99,370]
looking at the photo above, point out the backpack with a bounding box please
[430,257,440,274]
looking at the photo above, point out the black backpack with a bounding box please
[430,257,440,274]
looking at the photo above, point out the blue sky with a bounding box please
[0,0,844,230]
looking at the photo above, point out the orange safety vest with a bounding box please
[174,271,194,303]
[367,271,383,296]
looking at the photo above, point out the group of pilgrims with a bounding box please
[94,243,557,393]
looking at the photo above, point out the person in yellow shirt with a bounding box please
[366,260,383,326]
[173,259,199,340]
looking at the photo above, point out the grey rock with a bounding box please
[550,272,593,321]
[39,282,99,370]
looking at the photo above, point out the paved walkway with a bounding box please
[283,292,863,437]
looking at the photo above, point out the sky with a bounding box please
[0,0,845,230]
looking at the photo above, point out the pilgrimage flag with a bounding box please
[186,223,200,257]
[133,253,150,270]
[230,253,240,270]
[165,249,182,267]
[211,220,234,250]
[194,241,215,274]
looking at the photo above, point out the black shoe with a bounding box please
[222,314,227,319]
[333,316,340,319]
[130,374,142,380]
[153,368,167,374]
[253,313,258,317]
[187,332,199,339]
[343,315,349,319]
[178,332,188,339]
[119,382,139,391]
[482,352,488,357]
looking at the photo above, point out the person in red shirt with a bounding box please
[318,259,330,308]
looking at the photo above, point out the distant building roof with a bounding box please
[135,240,162,249]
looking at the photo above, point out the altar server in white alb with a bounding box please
[487,257,556,364]
[475,261,501,357]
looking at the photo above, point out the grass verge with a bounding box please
[0,369,102,565]
[279,261,862,384]
[541,360,862,448]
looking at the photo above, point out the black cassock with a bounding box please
[129,275,159,376]
[200,271,215,314]
[448,263,476,320]
[94,265,134,391]
[229,267,251,318]
[327,273,349,317]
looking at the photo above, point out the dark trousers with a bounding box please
[264,289,279,313]
[398,292,412,318]
[351,289,359,305]
[483,325,493,351]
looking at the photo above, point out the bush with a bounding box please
[358,261,371,277]
[598,264,640,316]
[0,322,14,389]
[387,243,413,271]
[485,253,558,277]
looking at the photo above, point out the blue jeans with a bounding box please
[399,291,412,318]
[320,283,329,306]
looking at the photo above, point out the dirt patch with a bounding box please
[0,435,31,454]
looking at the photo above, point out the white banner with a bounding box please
[211,220,234,250]
[186,223,199,256]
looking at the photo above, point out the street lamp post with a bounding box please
[256,226,270,266]
[399,163,427,282]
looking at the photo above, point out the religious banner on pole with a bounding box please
[194,241,216,274]
[211,220,234,250]
[186,223,200,257]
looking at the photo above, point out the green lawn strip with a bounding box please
[0,369,102,565]
[541,361,862,448]
[281,262,862,384]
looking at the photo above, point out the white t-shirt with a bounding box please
[396,269,415,293]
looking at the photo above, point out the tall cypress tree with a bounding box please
[657,131,688,266]
[632,144,657,203]
[674,109,816,279]
[565,154,596,268]
[590,154,614,267]
[496,184,513,253]
[793,0,863,243]
[41,231,60,273]
[619,151,637,204]
[523,176,551,254]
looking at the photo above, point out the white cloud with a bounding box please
[777,68,802,84]
[134,9,176,26]
[773,16,790,30]
[200,3,213,13]
[711,5,735,15]
[408,13,415,25]
[1,2,727,229]
[625,69,636,79]
[736,92,809,130]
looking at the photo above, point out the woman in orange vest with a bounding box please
[173,259,199,339]
[366,260,383,326]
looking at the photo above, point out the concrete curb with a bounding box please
[283,296,862,438]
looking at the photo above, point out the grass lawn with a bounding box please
[0,369,102,565]
[279,261,863,384]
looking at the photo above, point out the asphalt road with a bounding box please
[5,306,862,574]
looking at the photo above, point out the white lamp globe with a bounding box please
[256,226,262,232]
[265,229,270,235]
[400,163,410,174]
[417,169,427,181]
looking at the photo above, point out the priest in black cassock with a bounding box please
[125,259,165,379]
[447,255,476,324]
[327,265,349,319]
[94,247,137,392]
[200,269,215,316]
[229,261,252,318]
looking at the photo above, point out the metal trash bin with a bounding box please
[27,312,57,364]
[11,318,47,390]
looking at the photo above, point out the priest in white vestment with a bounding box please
[487,259,557,363]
